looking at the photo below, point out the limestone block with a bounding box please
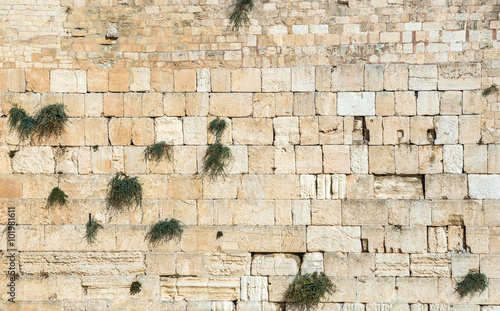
[275,200,292,226]
[275,92,293,116]
[85,93,103,117]
[417,91,439,115]
[26,68,50,92]
[176,252,203,276]
[325,277,357,302]
[109,68,129,92]
[253,93,275,118]
[331,64,364,91]
[291,200,310,225]
[410,254,450,277]
[108,118,132,146]
[342,200,387,225]
[443,145,463,173]
[383,117,409,145]
[129,67,150,92]
[132,118,154,146]
[323,145,350,174]
[204,252,251,277]
[292,67,315,92]
[365,64,385,91]
[324,252,348,277]
[168,175,202,199]
[350,145,368,174]
[438,63,481,90]
[358,277,396,303]
[395,145,418,174]
[211,68,231,93]
[268,276,294,302]
[396,277,439,303]
[210,93,252,117]
[488,145,500,173]
[300,175,316,199]
[484,200,500,226]
[468,174,500,199]
[315,92,336,116]
[62,93,85,118]
[466,227,489,253]
[151,68,174,92]
[274,117,299,145]
[299,116,319,145]
[458,115,481,144]
[418,146,443,174]
[231,68,261,92]
[197,68,211,92]
[346,174,374,199]
[338,92,375,116]
[434,116,458,145]
[348,253,375,277]
[316,66,332,91]
[463,90,486,114]
[366,116,383,145]
[301,252,324,274]
[464,145,487,173]
[186,93,209,117]
[428,227,448,253]
[232,118,273,145]
[395,91,417,116]
[409,65,438,90]
[155,117,183,145]
[440,91,462,115]
[307,226,361,252]
[50,70,86,93]
[215,200,274,226]
[451,254,479,277]
[385,226,427,253]
[12,146,54,174]
[248,146,273,174]
[91,146,113,174]
[331,174,347,199]
[479,255,500,278]
[175,277,240,300]
[251,254,300,276]
[376,92,395,116]
[145,252,176,275]
[182,117,207,145]
[384,64,408,91]
[296,146,322,174]
[103,93,124,117]
[164,93,186,117]
[319,116,344,144]
[369,146,395,174]
[142,93,163,117]
[375,254,409,277]
[374,176,423,199]
[425,174,467,199]
[174,69,196,92]
[241,276,268,301]
[360,226,384,253]
[311,200,342,225]
[262,68,291,92]
[410,116,434,145]
[293,92,315,116]
[174,146,197,174]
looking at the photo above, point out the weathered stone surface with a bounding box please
[210,93,252,117]
[396,277,439,303]
[301,252,324,274]
[343,200,388,225]
[233,118,273,145]
[241,276,268,301]
[375,254,409,277]
[307,226,361,252]
[251,254,300,276]
[292,67,315,91]
[337,92,375,116]
[161,277,240,300]
[425,174,467,200]
[434,116,458,145]
[409,65,438,90]
[410,254,450,277]
[468,174,500,199]
[12,146,54,174]
[358,277,396,303]
[262,68,291,92]
[274,117,299,145]
[50,70,86,93]
[385,226,427,253]
[374,176,423,199]
[438,63,481,90]
[205,252,251,277]
[332,64,364,91]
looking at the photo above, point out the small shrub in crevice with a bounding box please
[145,218,183,246]
[455,270,488,298]
[106,173,142,210]
[8,150,18,158]
[216,231,223,239]
[229,0,254,31]
[130,281,142,295]
[33,104,68,141]
[8,106,36,142]
[85,214,103,244]
[482,84,498,97]
[284,272,336,308]
[203,118,232,180]
[143,141,172,163]
[47,187,68,207]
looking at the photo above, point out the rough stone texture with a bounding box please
[337,92,375,116]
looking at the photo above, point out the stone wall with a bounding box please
[1,0,500,310]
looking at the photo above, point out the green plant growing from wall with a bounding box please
[216,231,223,239]
[106,173,142,210]
[145,218,183,246]
[47,187,68,207]
[143,141,173,163]
[85,213,103,244]
[203,118,232,180]
[129,281,142,295]
[482,84,498,97]
[455,270,488,298]
[8,106,36,142]
[229,0,254,31]
[284,272,336,307]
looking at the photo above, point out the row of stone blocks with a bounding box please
[1,63,485,94]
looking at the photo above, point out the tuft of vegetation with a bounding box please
[145,218,183,246]
[284,272,336,307]
[33,104,68,141]
[216,231,223,239]
[455,271,488,298]
[85,214,103,244]
[229,0,254,31]
[92,145,99,152]
[8,150,18,158]
[130,281,142,295]
[143,141,173,163]
[8,106,36,141]
[106,173,142,210]
[482,84,498,97]
[203,118,232,180]
[47,187,68,207]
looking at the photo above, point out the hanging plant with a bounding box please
[47,187,68,207]
[106,173,142,210]
[143,141,173,163]
[8,106,36,142]
[284,272,336,307]
[203,118,232,180]
[85,214,103,244]
[455,271,488,298]
[129,281,142,295]
[145,218,183,246]
[229,0,254,31]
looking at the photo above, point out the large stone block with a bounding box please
[409,65,438,90]
[468,174,500,199]
[253,93,275,118]
[331,64,364,91]
[311,199,342,225]
[50,70,86,93]
[416,91,439,115]
[425,174,467,199]
[385,226,427,253]
[369,146,395,174]
[296,146,322,174]
[197,68,211,92]
[155,117,183,145]
[151,68,174,92]
[375,254,409,277]
[210,93,253,117]
[343,200,388,225]
[374,176,423,199]
[241,276,268,301]
[262,68,291,92]
[323,145,351,174]
[434,116,458,145]
[396,277,439,303]
[338,92,375,116]
[12,146,54,174]
[307,226,361,252]
[174,69,196,92]
[233,118,273,145]
[438,63,481,90]
[274,117,299,145]
[292,67,315,92]
[251,254,300,276]
[232,68,261,92]
[410,254,450,277]
[26,68,50,92]
[384,64,408,91]
[418,146,443,174]
[129,67,151,92]
[358,277,396,303]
